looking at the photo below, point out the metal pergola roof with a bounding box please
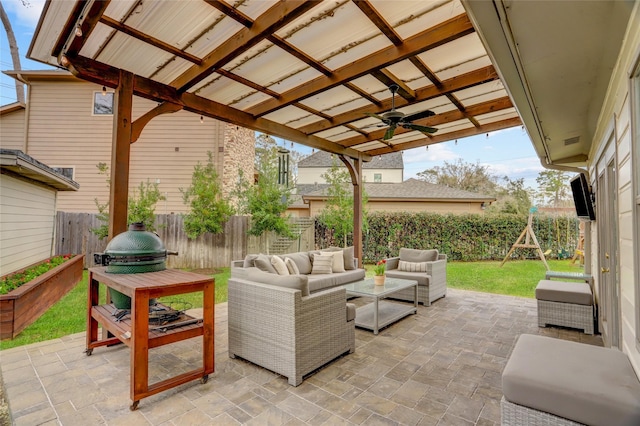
[28,0,521,162]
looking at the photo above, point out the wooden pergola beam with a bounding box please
[338,96,515,147]
[64,54,370,161]
[171,1,320,92]
[247,14,475,117]
[298,65,499,135]
[366,117,523,155]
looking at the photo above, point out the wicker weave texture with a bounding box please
[501,397,584,426]
[384,255,447,306]
[537,300,594,334]
[228,278,355,386]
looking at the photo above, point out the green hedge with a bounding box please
[317,212,581,263]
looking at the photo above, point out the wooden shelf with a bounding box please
[86,268,214,410]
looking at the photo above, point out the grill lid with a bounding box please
[94,223,169,273]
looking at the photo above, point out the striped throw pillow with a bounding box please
[311,253,334,274]
[398,260,428,272]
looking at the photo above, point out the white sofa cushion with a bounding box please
[330,250,345,273]
[284,257,300,275]
[311,253,333,274]
[398,260,428,272]
[271,255,289,275]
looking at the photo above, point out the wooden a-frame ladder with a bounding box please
[500,211,550,270]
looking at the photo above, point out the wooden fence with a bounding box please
[54,212,310,269]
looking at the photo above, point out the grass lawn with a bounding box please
[1,259,583,350]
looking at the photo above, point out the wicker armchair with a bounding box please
[228,274,355,386]
[383,248,447,306]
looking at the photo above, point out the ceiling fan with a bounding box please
[366,84,437,140]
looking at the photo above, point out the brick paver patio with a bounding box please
[0,288,602,425]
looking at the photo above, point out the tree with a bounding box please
[92,163,165,239]
[416,159,497,194]
[180,152,233,238]
[318,158,367,247]
[535,170,571,208]
[489,177,532,216]
[0,0,25,103]
[233,134,292,238]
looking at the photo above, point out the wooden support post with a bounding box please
[109,70,134,240]
[339,154,363,268]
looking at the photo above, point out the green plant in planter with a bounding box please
[0,254,75,295]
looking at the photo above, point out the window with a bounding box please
[93,92,114,115]
[374,173,382,183]
[51,167,74,180]
[632,56,640,349]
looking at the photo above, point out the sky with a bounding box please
[0,0,544,189]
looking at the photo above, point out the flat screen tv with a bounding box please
[570,173,595,220]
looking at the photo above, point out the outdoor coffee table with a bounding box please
[343,277,418,334]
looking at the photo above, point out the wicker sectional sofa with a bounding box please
[228,248,365,385]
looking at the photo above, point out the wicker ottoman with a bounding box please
[535,280,594,335]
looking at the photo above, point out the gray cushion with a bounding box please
[254,254,277,274]
[385,269,430,286]
[346,303,356,322]
[284,257,300,275]
[246,269,309,297]
[502,334,640,426]
[399,248,439,263]
[535,280,592,305]
[285,252,312,275]
[242,254,259,268]
[307,269,365,293]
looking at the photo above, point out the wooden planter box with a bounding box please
[0,255,84,340]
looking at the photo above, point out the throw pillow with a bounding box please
[331,250,345,273]
[242,254,259,268]
[399,248,439,263]
[327,246,355,270]
[284,257,300,275]
[254,254,277,274]
[311,253,333,274]
[271,255,289,275]
[398,260,428,272]
[246,269,309,297]
[286,252,312,274]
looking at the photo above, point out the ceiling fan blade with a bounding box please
[364,112,386,121]
[402,109,435,122]
[383,124,397,140]
[402,123,438,134]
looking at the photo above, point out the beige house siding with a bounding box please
[0,107,26,150]
[0,173,56,275]
[588,5,640,373]
[308,199,485,217]
[10,76,253,214]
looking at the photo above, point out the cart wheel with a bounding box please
[129,401,139,411]
[201,375,209,384]
[85,348,93,356]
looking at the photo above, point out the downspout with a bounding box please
[16,73,30,153]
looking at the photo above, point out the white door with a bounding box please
[596,155,620,348]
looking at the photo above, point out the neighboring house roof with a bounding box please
[0,149,79,191]
[298,151,403,169]
[302,178,495,202]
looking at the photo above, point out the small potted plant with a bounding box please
[373,259,386,285]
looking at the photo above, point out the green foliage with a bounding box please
[488,177,532,216]
[91,163,165,239]
[0,255,75,295]
[317,158,368,247]
[535,169,572,207]
[0,268,231,350]
[344,211,581,263]
[180,152,233,239]
[233,134,293,237]
[416,159,497,194]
